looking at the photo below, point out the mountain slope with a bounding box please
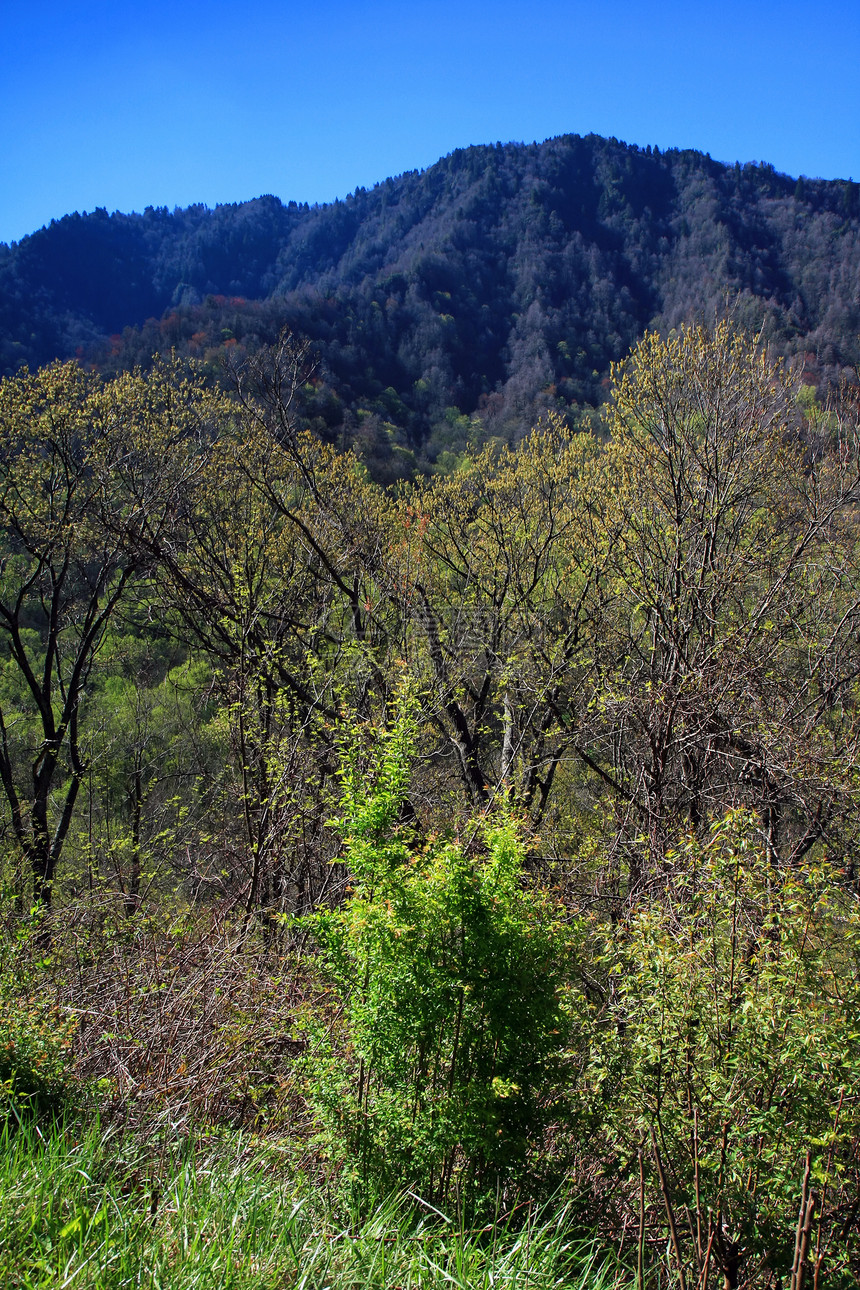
[2,133,858,461]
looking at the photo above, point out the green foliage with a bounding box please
[0,358,225,910]
[0,993,77,1122]
[589,810,860,1286]
[302,701,575,1207]
[0,1116,615,1290]
[1,321,860,1280]
[0,895,79,1125]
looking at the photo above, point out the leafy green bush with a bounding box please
[0,994,77,1121]
[589,811,860,1288]
[302,703,576,1208]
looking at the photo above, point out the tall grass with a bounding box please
[0,1116,619,1289]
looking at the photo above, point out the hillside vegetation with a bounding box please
[2,322,860,1286]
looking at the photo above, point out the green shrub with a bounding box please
[0,994,77,1121]
[302,702,576,1208]
[589,811,860,1288]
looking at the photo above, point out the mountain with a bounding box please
[2,133,859,470]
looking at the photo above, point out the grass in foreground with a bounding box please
[0,1116,618,1290]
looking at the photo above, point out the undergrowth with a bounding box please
[0,1116,616,1289]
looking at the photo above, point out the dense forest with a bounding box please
[3,321,860,1287]
[2,133,859,474]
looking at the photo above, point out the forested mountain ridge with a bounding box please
[2,132,859,467]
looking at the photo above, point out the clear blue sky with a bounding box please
[2,0,858,246]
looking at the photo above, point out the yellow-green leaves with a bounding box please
[302,703,575,1208]
[590,810,860,1284]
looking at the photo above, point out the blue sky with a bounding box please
[2,0,858,245]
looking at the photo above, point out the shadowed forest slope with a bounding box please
[2,133,858,467]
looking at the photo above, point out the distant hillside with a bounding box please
[2,133,859,470]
